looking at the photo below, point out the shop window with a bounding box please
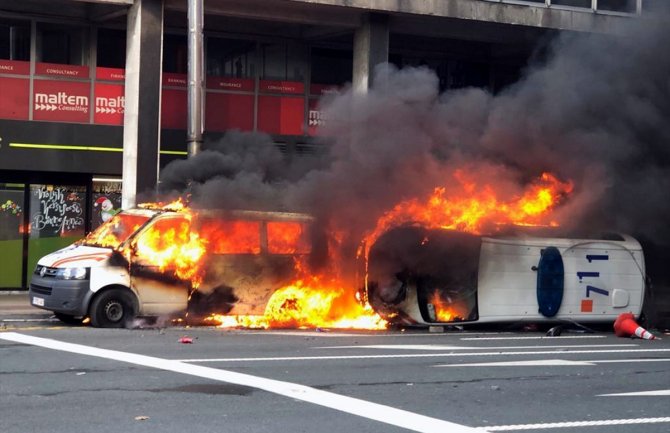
[260,42,306,81]
[91,177,122,230]
[598,0,637,12]
[0,19,30,61]
[0,183,25,288]
[207,37,256,78]
[310,47,352,86]
[164,33,187,74]
[27,184,86,283]
[37,23,88,65]
[551,0,591,8]
[97,28,126,68]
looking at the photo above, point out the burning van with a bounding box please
[29,207,314,327]
[366,226,647,326]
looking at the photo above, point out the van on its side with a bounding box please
[29,208,313,327]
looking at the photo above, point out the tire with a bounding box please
[89,289,136,328]
[54,312,84,325]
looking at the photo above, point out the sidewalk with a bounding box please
[0,291,52,318]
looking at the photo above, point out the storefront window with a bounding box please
[0,184,24,288]
[310,47,352,86]
[97,28,126,68]
[598,0,636,13]
[0,19,30,61]
[260,42,307,81]
[164,33,187,74]
[551,0,591,8]
[207,37,256,78]
[91,178,122,230]
[27,184,86,282]
[37,23,89,65]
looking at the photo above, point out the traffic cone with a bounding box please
[613,312,658,340]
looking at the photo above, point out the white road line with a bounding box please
[460,336,606,341]
[599,390,670,396]
[436,359,596,367]
[0,332,486,433]
[315,344,634,351]
[435,358,670,368]
[478,417,670,430]
[175,348,670,363]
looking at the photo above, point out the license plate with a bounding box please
[32,296,45,307]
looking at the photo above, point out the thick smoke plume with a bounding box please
[159,11,670,279]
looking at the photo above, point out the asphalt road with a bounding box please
[1,322,669,433]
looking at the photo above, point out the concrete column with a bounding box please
[352,13,389,93]
[122,0,164,209]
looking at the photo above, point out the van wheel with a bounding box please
[54,312,84,325]
[90,289,136,328]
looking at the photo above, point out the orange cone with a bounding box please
[613,312,658,340]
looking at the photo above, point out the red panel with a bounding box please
[94,83,124,125]
[96,67,125,81]
[33,80,90,123]
[309,83,339,96]
[257,96,304,135]
[259,80,304,95]
[0,77,29,120]
[205,92,254,132]
[161,88,187,129]
[206,77,254,92]
[0,60,30,75]
[35,62,89,79]
[307,98,325,137]
[163,73,187,87]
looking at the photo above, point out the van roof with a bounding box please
[124,207,313,222]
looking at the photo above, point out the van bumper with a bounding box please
[28,276,91,317]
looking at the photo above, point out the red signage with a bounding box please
[205,92,254,132]
[35,62,90,79]
[310,83,339,96]
[206,77,254,92]
[96,67,125,81]
[163,73,187,87]
[0,77,29,120]
[257,96,304,135]
[94,83,124,125]
[161,88,187,129]
[307,98,324,136]
[33,80,90,123]
[259,80,304,95]
[0,60,30,76]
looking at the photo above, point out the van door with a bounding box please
[129,215,190,316]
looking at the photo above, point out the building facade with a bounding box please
[0,0,650,289]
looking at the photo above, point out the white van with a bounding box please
[29,208,314,327]
[366,226,647,326]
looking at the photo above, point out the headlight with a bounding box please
[56,267,89,280]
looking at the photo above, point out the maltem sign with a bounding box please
[94,83,125,125]
[33,80,90,123]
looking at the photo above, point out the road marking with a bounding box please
[478,417,670,430]
[435,358,670,367]
[599,390,670,396]
[0,332,487,433]
[460,335,606,341]
[316,344,634,351]
[175,348,670,363]
[436,359,596,367]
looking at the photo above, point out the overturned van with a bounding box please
[366,226,646,326]
[29,208,314,327]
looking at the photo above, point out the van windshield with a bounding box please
[81,213,151,248]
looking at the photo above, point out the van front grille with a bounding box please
[30,284,52,296]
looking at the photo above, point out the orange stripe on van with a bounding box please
[52,253,111,268]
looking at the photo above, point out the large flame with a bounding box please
[361,171,573,258]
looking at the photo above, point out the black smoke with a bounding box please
[158,11,670,287]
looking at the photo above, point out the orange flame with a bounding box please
[362,171,573,258]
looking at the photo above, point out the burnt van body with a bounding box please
[366,226,647,326]
[29,208,313,327]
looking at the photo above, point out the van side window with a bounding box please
[267,221,311,254]
[200,219,261,254]
[134,217,191,259]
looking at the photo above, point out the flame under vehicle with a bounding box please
[29,208,314,327]
[366,226,646,326]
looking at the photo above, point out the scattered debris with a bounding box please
[178,336,194,344]
[134,416,150,421]
[75,372,86,376]
[546,325,563,337]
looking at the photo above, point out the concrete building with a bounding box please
[0,0,654,290]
